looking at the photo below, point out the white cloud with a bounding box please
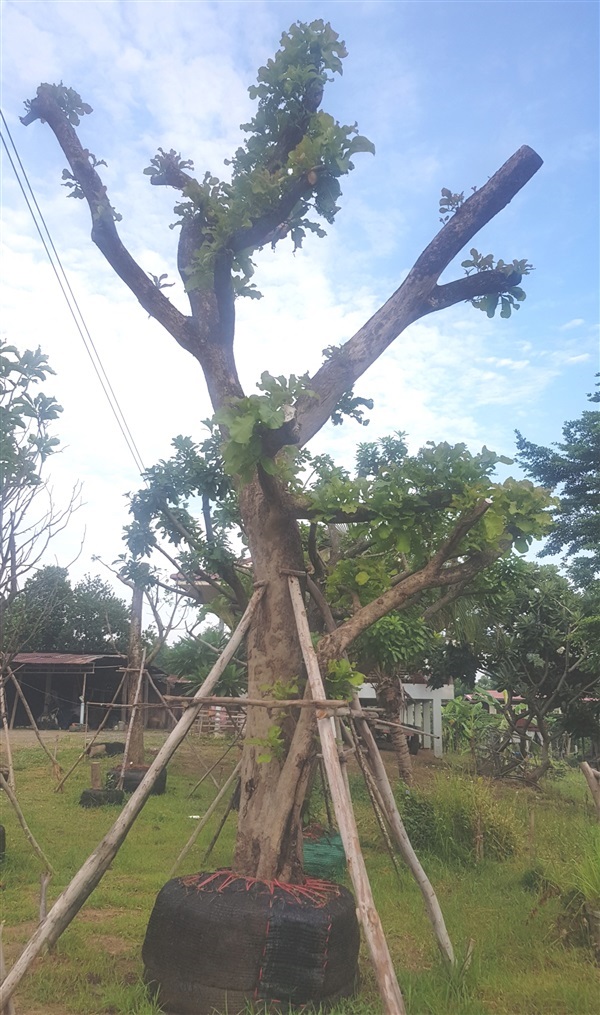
[559,318,585,330]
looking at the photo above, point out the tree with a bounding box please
[5,566,130,654]
[479,559,600,778]
[0,342,78,643]
[516,380,600,587]
[24,20,549,881]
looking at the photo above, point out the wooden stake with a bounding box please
[6,668,63,778]
[0,774,55,875]
[118,650,146,788]
[169,762,241,878]
[0,587,264,1009]
[203,778,240,863]
[580,762,600,821]
[90,763,101,791]
[53,671,126,792]
[288,577,406,1015]
[186,732,243,799]
[0,923,16,1015]
[146,670,219,790]
[350,696,455,968]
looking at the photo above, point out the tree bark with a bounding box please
[233,477,316,881]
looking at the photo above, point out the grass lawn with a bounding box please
[1,733,598,1014]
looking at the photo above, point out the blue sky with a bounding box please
[1,0,598,586]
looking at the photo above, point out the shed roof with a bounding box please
[12,653,125,667]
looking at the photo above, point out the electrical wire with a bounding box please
[1,108,146,476]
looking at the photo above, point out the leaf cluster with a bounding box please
[24,82,92,125]
[148,22,374,300]
[461,248,532,319]
[0,341,62,495]
[516,381,600,586]
[215,372,315,481]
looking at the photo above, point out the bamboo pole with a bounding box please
[0,773,55,875]
[580,762,600,820]
[350,696,455,967]
[6,668,63,778]
[203,778,240,863]
[168,762,241,878]
[54,672,127,792]
[187,731,243,799]
[288,577,406,1015]
[118,651,146,787]
[0,924,16,1015]
[146,670,219,790]
[163,694,350,710]
[0,587,264,1008]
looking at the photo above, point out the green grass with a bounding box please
[1,738,599,1014]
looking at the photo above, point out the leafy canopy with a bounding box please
[516,380,600,586]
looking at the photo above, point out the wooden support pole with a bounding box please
[146,670,219,790]
[0,587,264,1009]
[0,773,55,875]
[6,668,63,778]
[168,762,241,878]
[53,672,126,793]
[288,577,406,1015]
[580,762,600,820]
[186,734,243,799]
[163,694,350,711]
[0,923,16,1015]
[118,651,146,787]
[350,697,455,967]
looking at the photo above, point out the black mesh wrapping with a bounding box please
[142,869,360,1014]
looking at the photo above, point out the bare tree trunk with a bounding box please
[126,586,145,765]
[233,479,316,882]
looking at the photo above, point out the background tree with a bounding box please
[478,559,600,778]
[0,341,79,651]
[5,565,130,654]
[516,379,600,588]
[24,20,549,881]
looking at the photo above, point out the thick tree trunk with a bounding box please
[233,476,316,881]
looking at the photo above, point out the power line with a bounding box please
[1,109,146,476]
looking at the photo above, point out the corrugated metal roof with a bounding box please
[12,653,125,666]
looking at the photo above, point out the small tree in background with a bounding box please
[24,20,551,880]
[516,379,600,588]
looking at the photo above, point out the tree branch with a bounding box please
[316,503,502,661]
[282,145,542,449]
[22,88,203,357]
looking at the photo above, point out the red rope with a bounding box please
[180,869,342,906]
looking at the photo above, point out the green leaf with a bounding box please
[228,414,256,444]
[346,135,376,157]
[355,571,370,586]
